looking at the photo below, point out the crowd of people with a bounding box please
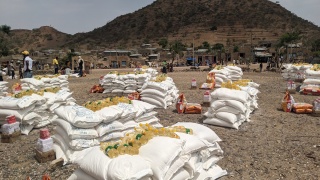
[0,51,89,82]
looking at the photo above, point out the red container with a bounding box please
[176,102,185,114]
[191,78,197,88]
[40,128,50,140]
[6,115,16,124]
[203,90,211,103]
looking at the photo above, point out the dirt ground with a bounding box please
[0,66,319,180]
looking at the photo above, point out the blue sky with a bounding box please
[0,0,319,34]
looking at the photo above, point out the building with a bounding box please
[253,47,272,63]
[103,50,132,68]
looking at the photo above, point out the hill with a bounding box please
[3,0,320,52]
[65,0,320,49]
[5,26,71,53]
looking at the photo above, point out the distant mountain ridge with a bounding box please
[6,0,320,51]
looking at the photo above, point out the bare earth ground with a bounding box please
[0,66,319,180]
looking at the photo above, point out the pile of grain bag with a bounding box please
[209,66,243,87]
[135,67,159,78]
[68,122,227,180]
[0,81,8,98]
[52,104,102,164]
[281,63,313,81]
[210,68,229,88]
[224,66,243,81]
[0,88,75,134]
[300,78,320,95]
[20,75,69,91]
[52,99,162,164]
[305,64,320,79]
[99,73,151,94]
[140,77,179,109]
[299,65,320,95]
[94,100,162,142]
[0,94,46,134]
[203,87,259,129]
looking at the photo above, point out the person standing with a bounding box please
[22,50,33,78]
[162,60,167,74]
[10,60,15,79]
[260,62,263,72]
[53,56,59,74]
[0,65,4,81]
[7,61,11,77]
[78,56,84,77]
[19,62,23,79]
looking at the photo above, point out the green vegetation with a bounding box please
[278,30,301,62]
[0,25,11,35]
[158,38,168,49]
[0,25,11,57]
[169,40,186,63]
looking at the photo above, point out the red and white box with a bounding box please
[1,122,20,134]
[36,137,53,152]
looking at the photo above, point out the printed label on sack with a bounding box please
[287,103,291,111]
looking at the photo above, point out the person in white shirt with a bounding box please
[22,50,33,78]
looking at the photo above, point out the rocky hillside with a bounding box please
[4,0,320,52]
[66,0,320,49]
[6,26,70,52]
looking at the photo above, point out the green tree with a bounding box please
[311,39,320,52]
[202,41,211,51]
[158,38,168,49]
[212,43,224,65]
[233,45,239,53]
[212,43,224,51]
[0,25,11,34]
[169,40,185,63]
[0,46,9,57]
[278,31,301,62]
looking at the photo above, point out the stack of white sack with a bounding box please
[135,68,159,78]
[209,68,230,88]
[37,89,76,129]
[203,87,259,129]
[140,77,179,109]
[100,73,152,94]
[0,88,76,134]
[68,122,227,180]
[281,64,312,80]
[52,104,103,164]
[224,66,243,81]
[239,81,260,112]
[0,94,46,134]
[20,75,69,91]
[305,67,320,79]
[119,74,139,94]
[300,78,320,93]
[0,81,8,98]
[99,73,118,94]
[209,66,243,87]
[94,100,162,142]
[136,73,151,91]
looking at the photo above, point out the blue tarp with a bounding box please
[186,57,196,61]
